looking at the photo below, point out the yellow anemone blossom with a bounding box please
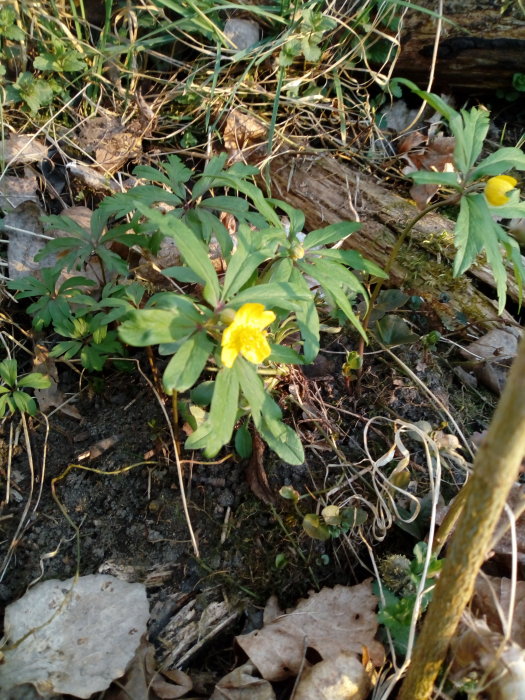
[485,175,518,206]
[221,303,276,368]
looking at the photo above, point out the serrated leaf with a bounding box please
[453,194,509,312]
[453,107,489,172]
[267,199,305,235]
[0,359,18,387]
[469,147,525,180]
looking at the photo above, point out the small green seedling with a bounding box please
[0,359,51,417]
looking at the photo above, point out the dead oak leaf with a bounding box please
[473,574,525,648]
[0,133,48,165]
[0,169,39,210]
[223,109,267,163]
[236,582,385,682]
[78,116,144,174]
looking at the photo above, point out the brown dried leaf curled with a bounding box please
[236,582,384,681]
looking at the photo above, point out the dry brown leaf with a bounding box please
[78,115,143,174]
[450,616,525,699]
[0,133,48,165]
[77,435,120,461]
[401,135,456,209]
[294,652,370,700]
[396,130,427,154]
[460,327,521,394]
[210,662,275,700]
[0,169,39,210]
[5,201,48,280]
[33,344,82,420]
[152,668,193,699]
[473,575,525,648]
[236,582,385,681]
[223,109,267,163]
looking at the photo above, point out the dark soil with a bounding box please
[0,323,496,691]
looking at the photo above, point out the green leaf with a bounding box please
[313,249,388,278]
[234,424,253,458]
[268,344,305,364]
[302,514,330,541]
[18,373,52,389]
[279,485,300,502]
[185,367,239,457]
[286,266,320,364]
[118,309,197,346]
[12,391,36,415]
[307,258,368,297]
[469,147,525,180]
[302,221,361,249]
[267,199,305,235]
[162,332,213,393]
[190,381,215,406]
[191,153,229,200]
[409,171,461,188]
[258,415,305,465]
[394,78,459,123]
[221,248,270,301]
[135,204,220,305]
[299,261,367,341]
[453,107,489,173]
[162,266,204,284]
[453,194,508,313]
[235,358,276,424]
[226,282,311,312]
[0,359,18,387]
[374,315,420,346]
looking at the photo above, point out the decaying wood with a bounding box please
[395,0,525,90]
[270,155,518,326]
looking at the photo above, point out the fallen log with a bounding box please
[270,155,518,326]
[394,0,525,91]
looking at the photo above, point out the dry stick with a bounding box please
[397,334,525,700]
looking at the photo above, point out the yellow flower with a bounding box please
[221,303,276,368]
[485,175,518,206]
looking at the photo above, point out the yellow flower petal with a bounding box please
[232,303,276,330]
[221,342,239,368]
[240,330,271,364]
[485,175,518,206]
[220,303,275,367]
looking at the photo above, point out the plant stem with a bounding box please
[397,334,525,699]
[356,193,460,376]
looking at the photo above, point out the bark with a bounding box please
[269,154,517,326]
[395,0,525,90]
[398,334,525,699]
